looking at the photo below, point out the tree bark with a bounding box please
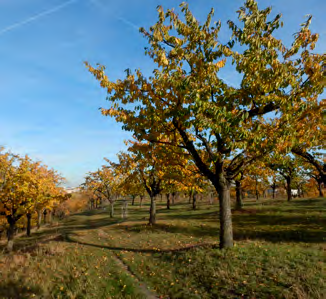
[271,184,276,199]
[215,174,233,249]
[6,216,16,252]
[48,210,53,224]
[255,186,259,201]
[26,213,32,237]
[286,177,292,201]
[132,195,135,206]
[192,192,197,210]
[235,180,243,210]
[166,193,170,210]
[254,176,259,201]
[43,210,47,224]
[172,192,176,205]
[109,202,114,218]
[37,210,42,229]
[188,189,193,204]
[317,182,324,197]
[149,196,156,225]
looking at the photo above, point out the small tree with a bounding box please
[82,167,117,217]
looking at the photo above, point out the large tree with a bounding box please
[86,1,324,248]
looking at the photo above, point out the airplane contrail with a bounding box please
[117,16,139,31]
[0,0,78,36]
[89,0,140,31]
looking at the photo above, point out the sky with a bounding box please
[0,0,325,187]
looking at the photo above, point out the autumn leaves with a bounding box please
[86,0,324,248]
[0,148,67,251]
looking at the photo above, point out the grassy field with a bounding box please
[0,197,325,298]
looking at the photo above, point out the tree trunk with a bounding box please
[254,177,259,201]
[43,210,47,224]
[272,186,276,199]
[37,210,42,229]
[121,200,127,219]
[172,192,176,205]
[48,210,53,224]
[149,196,156,225]
[109,202,114,218]
[188,189,193,204]
[317,182,323,197]
[166,193,170,210]
[215,174,233,249]
[140,195,144,208]
[132,195,135,206]
[297,186,302,198]
[6,216,16,252]
[286,177,292,201]
[255,186,259,201]
[26,213,32,237]
[235,180,243,210]
[192,192,197,210]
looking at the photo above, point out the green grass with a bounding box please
[0,197,325,298]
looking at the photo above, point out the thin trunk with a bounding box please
[48,211,52,224]
[286,177,292,201]
[297,186,302,198]
[109,202,114,218]
[255,177,259,201]
[132,195,135,206]
[140,195,144,208]
[149,196,156,225]
[43,210,47,224]
[192,192,197,210]
[216,174,233,249]
[188,189,193,204]
[255,185,259,201]
[272,186,276,199]
[26,213,32,237]
[235,180,243,210]
[37,210,42,229]
[121,200,127,219]
[317,182,323,197]
[6,216,15,252]
[172,192,176,205]
[166,193,170,210]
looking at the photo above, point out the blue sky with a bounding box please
[0,0,325,186]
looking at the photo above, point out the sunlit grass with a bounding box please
[0,197,325,298]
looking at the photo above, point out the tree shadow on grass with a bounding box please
[64,233,216,253]
[107,216,325,244]
[0,217,125,252]
[0,279,42,298]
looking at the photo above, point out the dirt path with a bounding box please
[112,252,159,299]
[64,217,159,298]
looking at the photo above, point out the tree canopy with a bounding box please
[86,0,324,248]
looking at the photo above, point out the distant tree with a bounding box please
[82,167,117,217]
[0,149,65,250]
